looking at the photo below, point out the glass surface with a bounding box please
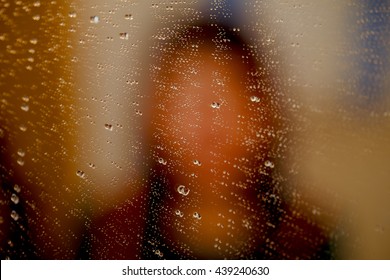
[0,0,389,259]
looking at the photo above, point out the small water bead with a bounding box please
[22,96,30,102]
[17,158,25,166]
[68,11,77,18]
[0,128,4,138]
[250,96,261,103]
[32,15,40,21]
[158,158,167,165]
[155,250,163,257]
[88,163,96,169]
[76,170,85,178]
[177,185,190,196]
[119,32,129,40]
[242,219,252,229]
[20,104,30,112]
[193,159,202,166]
[33,1,41,7]
[211,102,221,109]
[11,193,19,204]
[175,210,184,217]
[10,210,19,221]
[19,125,27,132]
[124,14,133,20]
[13,184,21,193]
[104,123,113,131]
[90,15,100,24]
[264,160,274,168]
[30,38,38,45]
[193,212,202,220]
[17,149,25,157]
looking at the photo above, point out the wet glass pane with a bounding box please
[1,0,389,259]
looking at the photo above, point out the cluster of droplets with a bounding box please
[124,14,133,20]
[104,123,113,131]
[90,15,100,24]
[9,184,21,216]
[193,159,202,166]
[264,160,274,169]
[250,96,261,103]
[119,32,129,40]
[16,148,25,166]
[211,101,221,109]
[193,212,201,220]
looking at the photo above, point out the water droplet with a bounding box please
[88,163,96,169]
[17,159,25,166]
[30,38,38,45]
[211,102,221,109]
[193,212,202,220]
[125,14,133,20]
[68,11,77,18]
[17,149,25,157]
[177,185,190,196]
[19,125,27,132]
[264,160,274,168]
[11,194,19,204]
[242,219,252,229]
[13,184,21,193]
[33,1,41,7]
[10,210,19,221]
[90,15,100,24]
[32,15,40,21]
[158,157,167,165]
[119,32,129,40]
[175,209,184,217]
[22,96,30,102]
[0,128,4,138]
[312,209,320,216]
[155,250,163,257]
[20,104,29,112]
[76,170,85,178]
[250,96,261,103]
[193,159,202,166]
[104,123,113,131]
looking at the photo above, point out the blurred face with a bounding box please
[149,39,277,258]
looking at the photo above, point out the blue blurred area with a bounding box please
[354,0,390,105]
[201,0,245,27]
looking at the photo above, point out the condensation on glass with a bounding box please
[0,0,389,259]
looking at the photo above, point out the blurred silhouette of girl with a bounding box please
[138,22,331,259]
